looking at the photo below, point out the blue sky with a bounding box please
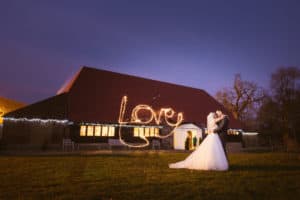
[0,0,299,103]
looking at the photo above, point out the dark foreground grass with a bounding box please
[0,152,300,200]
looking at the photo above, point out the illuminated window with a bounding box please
[134,127,139,137]
[108,126,115,137]
[150,127,155,137]
[155,128,159,137]
[80,125,117,137]
[139,127,144,137]
[80,126,86,136]
[145,128,150,137]
[87,126,94,136]
[133,127,160,137]
[134,127,146,137]
[95,126,101,136]
[102,126,108,136]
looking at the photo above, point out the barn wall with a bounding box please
[1,120,69,150]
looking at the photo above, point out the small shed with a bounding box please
[173,123,203,150]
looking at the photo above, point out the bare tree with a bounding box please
[215,74,265,129]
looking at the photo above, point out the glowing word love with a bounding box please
[118,96,183,126]
[117,96,184,148]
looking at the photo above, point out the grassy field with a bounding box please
[0,151,300,200]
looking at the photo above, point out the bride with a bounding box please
[169,112,228,171]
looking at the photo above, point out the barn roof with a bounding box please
[5,66,241,128]
[4,93,68,120]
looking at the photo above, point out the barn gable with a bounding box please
[4,66,241,128]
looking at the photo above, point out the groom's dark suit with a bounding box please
[214,115,229,157]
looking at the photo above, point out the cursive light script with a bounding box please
[118,96,184,148]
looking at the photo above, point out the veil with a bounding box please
[207,112,217,132]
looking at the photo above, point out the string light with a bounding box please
[118,96,184,148]
[3,117,73,125]
[80,122,162,129]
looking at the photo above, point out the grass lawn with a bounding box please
[0,151,300,200]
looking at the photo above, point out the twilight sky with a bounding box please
[0,0,299,103]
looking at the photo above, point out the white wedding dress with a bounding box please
[169,113,228,171]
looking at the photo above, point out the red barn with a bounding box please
[1,66,241,150]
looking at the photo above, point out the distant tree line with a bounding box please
[215,66,300,151]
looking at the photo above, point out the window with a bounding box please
[155,128,159,137]
[145,128,150,137]
[134,127,139,137]
[108,126,115,137]
[87,126,94,136]
[95,126,101,136]
[133,127,160,137]
[102,126,108,136]
[139,127,144,137]
[80,126,86,136]
[134,127,144,137]
[80,124,115,137]
[150,127,155,137]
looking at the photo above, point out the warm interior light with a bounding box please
[108,126,115,137]
[102,126,108,136]
[87,126,94,136]
[80,126,86,136]
[94,126,101,136]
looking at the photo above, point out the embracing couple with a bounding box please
[169,110,229,171]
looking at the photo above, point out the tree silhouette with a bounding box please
[215,74,265,129]
[258,66,300,150]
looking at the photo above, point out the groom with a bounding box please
[214,110,229,157]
